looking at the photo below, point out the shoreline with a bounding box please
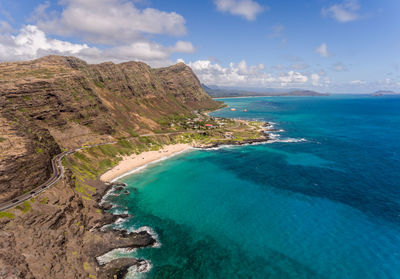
[94,139,272,277]
[95,121,271,276]
[100,143,193,183]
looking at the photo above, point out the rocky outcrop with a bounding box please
[0,55,221,202]
[98,258,150,279]
[0,171,157,279]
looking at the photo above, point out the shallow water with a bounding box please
[105,95,400,279]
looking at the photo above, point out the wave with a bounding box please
[113,209,129,215]
[96,248,153,279]
[125,260,152,278]
[266,137,307,143]
[99,187,118,206]
[96,248,137,265]
[195,137,307,151]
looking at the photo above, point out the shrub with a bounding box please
[0,212,14,219]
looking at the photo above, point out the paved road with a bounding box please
[0,131,201,212]
[0,150,72,212]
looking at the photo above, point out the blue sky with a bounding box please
[0,0,399,93]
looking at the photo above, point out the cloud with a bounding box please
[214,0,265,21]
[0,25,89,61]
[290,62,309,70]
[315,43,331,57]
[28,1,51,22]
[349,80,365,85]
[186,59,312,87]
[33,0,187,44]
[272,64,284,71]
[312,73,331,87]
[0,20,14,33]
[270,24,284,38]
[346,78,400,92]
[1,0,197,66]
[278,71,308,86]
[171,41,195,53]
[311,74,320,86]
[332,62,348,72]
[269,24,287,46]
[0,25,195,67]
[322,0,360,23]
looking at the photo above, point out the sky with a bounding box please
[0,0,399,93]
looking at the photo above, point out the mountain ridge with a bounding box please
[0,55,221,202]
[202,84,329,97]
[371,90,400,96]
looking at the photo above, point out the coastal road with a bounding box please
[0,150,72,212]
[0,130,202,212]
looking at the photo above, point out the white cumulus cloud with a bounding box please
[0,25,89,61]
[322,0,360,23]
[0,25,194,67]
[0,1,196,67]
[315,43,331,57]
[213,0,265,21]
[187,59,311,88]
[33,0,187,44]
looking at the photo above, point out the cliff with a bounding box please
[0,56,221,202]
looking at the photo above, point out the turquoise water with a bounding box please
[106,95,400,279]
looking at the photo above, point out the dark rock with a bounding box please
[101,213,119,225]
[101,203,113,210]
[98,258,147,279]
[116,214,130,219]
[111,182,127,187]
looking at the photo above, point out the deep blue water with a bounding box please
[105,95,400,279]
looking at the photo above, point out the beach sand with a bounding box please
[100,143,192,182]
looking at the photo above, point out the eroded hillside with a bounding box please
[0,56,221,202]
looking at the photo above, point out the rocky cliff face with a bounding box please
[0,55,220,202]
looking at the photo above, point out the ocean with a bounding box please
[104,95,400,279]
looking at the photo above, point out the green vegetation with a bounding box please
[15,69,54,79]
[62,112,265,202]
[16,201,32,214]
[0,137,5,142]
[36,148,43,154]
[156,113,191,127]
[40,197,49,204]
[128,128,139,137]
[63,139,149,199]
[93,80,105,88]
[0,212,15,219]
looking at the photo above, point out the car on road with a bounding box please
[12,199,19,203]
[30,191,35,194]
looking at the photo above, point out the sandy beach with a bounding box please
[100,143,192,182]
